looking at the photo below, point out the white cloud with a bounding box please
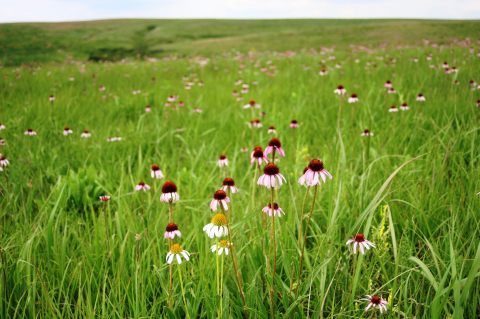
[0,0,479,22]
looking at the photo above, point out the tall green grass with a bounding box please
[0,44,479,318]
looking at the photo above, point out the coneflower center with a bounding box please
[152,164,160,171]
[170,243,183,254]
[222,178,235,186]
[371,295,381,304]
[219,154,227,160]
[162,181,177,193]
[253,147,264,158]
[249,100,256,106]
[354,233,365,242]
[267,203,279,210]
[211,213,228,226]
[166,223,178,232]
[308,159,324,172]
[264,163,279,175]
[268,138,281,148]
[213,190,227,200]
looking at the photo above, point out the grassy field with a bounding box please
[0,19,480,318]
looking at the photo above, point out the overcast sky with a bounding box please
[1,0,479,23]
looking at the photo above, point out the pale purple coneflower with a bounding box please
[151,164,164,179]
[217,154,228,167]
[0,124,5,130]
[164,223,181,239]
[346,233,375,254]
[262,202,285,217]
[251,146,268,166]
[160,181,180,203]
[257,163,286,188]
[361,129,373,137]
[203,213,229,238]
[0,138,5,146]
[249,118,262,128]
[388,105,399,113]
[244,99,261,109]
[387,87,396,94]
[107,137,122,142]
[80,129,91,138]
[400,102,410,111]
[289,120,299,129]
[264,138,285,157]
[24,128,37,136]
[416,93,426,102]
[145,105,152,113]
[167,95,177,103]
[178,101,185,108]
[348,93,359,104]
[334,85,346,95]
[362,295,388,313]
[135,181,151,192]
[298,159,332,186]
[442,61,449,69]
[210,189,230,211]
[232,90,239,97]
[63,127,73,136]
[267,126,276,134]
[0,155,9,168]
[319,68,328,76]
[166,243,190,264]
[49,95,55,103]
[384,80,392,88]
[222,177,238,194]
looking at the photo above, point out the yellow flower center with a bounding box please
[218,240,230,248]
[170,243,183,254]
[211,213,228,226]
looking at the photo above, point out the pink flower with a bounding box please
[362,295,388,313]
[289,120,299,129]
[24,128,37,136]
[416,93,426,102]
[334,85,346,95]
[298,159,332,186]
[217,154,228,167]
[264,138,285,157]
[348,93,359,104]
[160,181,179,203]
[243,99,261,109]
[164,223,181,239]
[99,195,111,202]
[346,233,375,254]
[257,163,286,188]
[361,129,373,137]
[150,164,164,179]
[251,146,268,165]
[384,80,392,88]
[135,181,151,191]
[63,127,73,136]
[222,177,238,194]
[262,202,284,217]
[210,190,230,211]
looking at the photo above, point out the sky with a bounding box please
[0,0,479,23]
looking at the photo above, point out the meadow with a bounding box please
[0,19,480,318]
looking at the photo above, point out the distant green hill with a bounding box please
[1,19,479,65]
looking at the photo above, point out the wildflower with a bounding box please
[251,146,268,165]
[268,126,276,134]
[400,102,410,111]
[442,61,449,69]
[99,195,111,202]
[80,129,91,138]
[346,233,375,254]
[203,213,229,238]
[348,93,359,104]
[151,164,164,179]
[264,138,285,157]
[135,181,151,191]
[166,243,190,264]
[164,223,182,239]
[416,93,426,102]
[192,108,203,113]
[217,155,228,167]
[249,118,262,128]
[99,85,106,92]
[0,124,5,130]
[244,99,261,109]
[210,240,231,255]
[222,177,238,193]
[319,68,328,76]
[49,95,55,103]
[210,190,230,211]
[361,129,373,137]
[0,138,4,146]
[160,181,180,203]
[334,85,346,95]
[262,202,285,217]
[145,105,152,113]
[298,159,332,186]
[289,120,299,128]
[384,80,392,88]
[24,128,37,136]
[0,155,9,168]
[363,295,388,313]
[388,105,399,113]
[107,137,122,142]
[63,127,73,136]
[167,95,178,103]
[387,87,396,94]
[257,163,286,188]
[178,101,185,108]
